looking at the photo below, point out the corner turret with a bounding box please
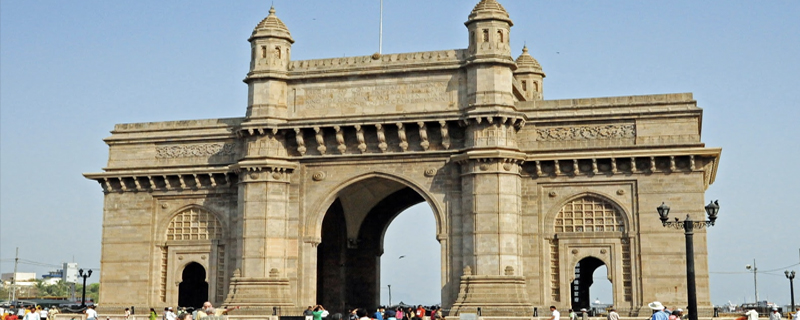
[463,0,516,113]
[245,6,294,122]
[513,46,545,100]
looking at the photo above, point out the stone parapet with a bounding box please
[288,50,468,78]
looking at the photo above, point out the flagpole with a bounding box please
[379,0,383,54]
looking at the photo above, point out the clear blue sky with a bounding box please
[2,0,799,307]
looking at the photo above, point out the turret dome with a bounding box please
[466,0,513,26]
[250,6,294,43]
[515,46,544,75]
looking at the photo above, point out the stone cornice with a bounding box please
[521,147,722,189]
[230,159,298,173]
[83,168,237,193]
[451,149,527,165]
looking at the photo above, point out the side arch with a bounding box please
[304,171,446,244]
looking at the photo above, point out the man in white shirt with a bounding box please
[608,308,620,320]
[550,306,560,320]
[85,306,98,320]
[23,307,41,320]
[745,308,759,320]
[768,308,781,320]
[165,307,177,320]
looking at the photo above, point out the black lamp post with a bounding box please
[656,200,720,320]
[786,270,796,312]
[78,268,93,307]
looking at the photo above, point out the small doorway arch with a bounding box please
[178,262,208,308]
[571,257,612,312]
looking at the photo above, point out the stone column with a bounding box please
[450,120,532,317]
[224,159,296,314]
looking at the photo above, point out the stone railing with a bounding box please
[288,49,467,75]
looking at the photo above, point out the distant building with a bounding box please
[1,272,37,287]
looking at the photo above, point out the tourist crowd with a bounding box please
[0,305,59,320]
[302,305,443,320]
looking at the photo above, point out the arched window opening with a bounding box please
[482,29,489,42]
[167,207,223,241]
[497,30,504,43]
[261,46,267,58]
[555,196,624,233]
[522,80,528,91]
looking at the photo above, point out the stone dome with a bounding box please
[250,6,294,43]
[466,0,513,26]
[515,46,544,75]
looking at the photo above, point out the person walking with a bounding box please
[85,306,98,320]
[648,302,669,320]
[149,309,158,320]
[608,308,620,320]
[550,306,560,320]
[745,308,759,320]
[580,309,589,320]
[22,307,39,320]
[47,308,58,320]
[768,308,781,320]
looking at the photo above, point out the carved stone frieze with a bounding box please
[156,143,237,159]
[536,124,635,141]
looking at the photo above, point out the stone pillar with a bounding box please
[225,159,296,314]
[451,153,531,317]
[450,117,531,316]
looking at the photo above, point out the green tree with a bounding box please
[76,283,100,303]
[34,279,70,298]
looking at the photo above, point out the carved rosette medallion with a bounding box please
[312,171,326,181]
[424,168,437,177]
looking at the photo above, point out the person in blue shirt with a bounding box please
[648,302,670,320]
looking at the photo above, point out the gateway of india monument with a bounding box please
[85,0,721,318]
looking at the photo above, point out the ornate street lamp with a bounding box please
[786,270,796,311]
[656,200,720,320]
[78,268,93,307]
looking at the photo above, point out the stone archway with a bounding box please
[570,257,610,312]
[179,262,209,308]
[316,177,436,314]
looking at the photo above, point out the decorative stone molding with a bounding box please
[527,154,705,179]
[85,171,238,193]
[156,143,237,159]
[536,124,635,141]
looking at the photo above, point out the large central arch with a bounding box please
[313,174,444,314]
